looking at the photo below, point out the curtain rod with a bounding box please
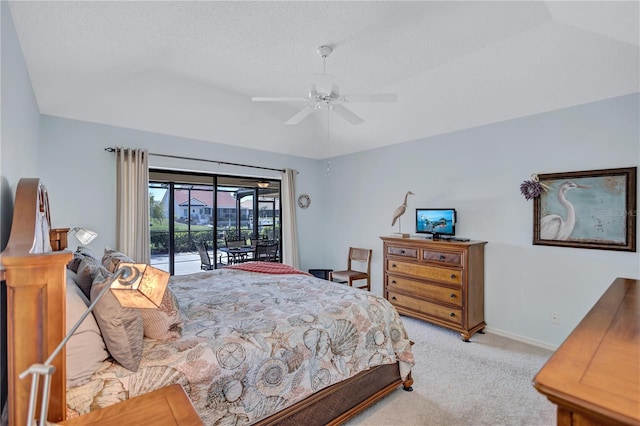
[104,147,285,173]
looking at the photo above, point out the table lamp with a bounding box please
[69,227,98,245]
[19,262,170,426]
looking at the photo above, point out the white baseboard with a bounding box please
[484,326,558,351]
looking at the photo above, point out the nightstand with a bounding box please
[58,384,202,426]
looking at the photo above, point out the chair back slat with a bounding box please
[255,240,279,262]
[225,238,246,249]
[348,247,371,273]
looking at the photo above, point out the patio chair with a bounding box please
[255,240,279,262]
[196,241,214,270]
[224,237,249,263]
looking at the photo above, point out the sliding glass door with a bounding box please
[149,171,281,275]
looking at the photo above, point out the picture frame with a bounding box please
[533,167,637,252]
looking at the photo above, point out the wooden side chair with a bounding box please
[329,247,372,291]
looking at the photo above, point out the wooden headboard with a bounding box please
[0,178,71,425]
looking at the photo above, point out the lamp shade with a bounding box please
[110,263,169,308]
[71,227,97,245]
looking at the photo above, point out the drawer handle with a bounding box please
[391,296,397,301]
[449,312,456,317]
[450,293,456,298]
[439,255,445,260]
[391,280,397,285]
[450,274,456,279]
[400,250,405,254]
[391,263,397,268]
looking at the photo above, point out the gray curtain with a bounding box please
[116,148,150,263]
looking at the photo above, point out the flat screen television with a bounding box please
[416,208,456,238]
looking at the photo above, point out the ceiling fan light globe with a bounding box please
[312,73,335,96]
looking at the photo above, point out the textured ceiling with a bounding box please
[8,1,640,159]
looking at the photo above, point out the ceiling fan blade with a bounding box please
[342,93,398,103]
[251,97,309,102]
[285,106,316,125]
[331,104,365,125]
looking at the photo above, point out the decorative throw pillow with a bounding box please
[139,287,183,341]
[76,257,109,299]
[90,270,144,372]
[101,247,135,274]
[76,245,98,260]
[67,252,83,273]
[66,275,109,388]
[67,245,97,272]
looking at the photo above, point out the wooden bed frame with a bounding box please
[1,178,413,425]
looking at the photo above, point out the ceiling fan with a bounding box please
[251,46,398,125]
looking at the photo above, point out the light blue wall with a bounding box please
[0,1,41,250]
[323,93,640,347]
[38,115,327,269]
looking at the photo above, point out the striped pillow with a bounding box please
[139,287,183,341]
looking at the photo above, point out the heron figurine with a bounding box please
[392,191,414,233]
[540,181,588,240]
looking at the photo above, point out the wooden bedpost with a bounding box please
[0,178,72,425]
[2,252,71,425]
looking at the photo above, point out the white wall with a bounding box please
[323,93,640,348]
[37,115,327,268]
[0,1,41,250]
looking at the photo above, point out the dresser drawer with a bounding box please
[386,276,462,306]
[422,250,462,266]
[386,260,462,286]
[387,291,462,325]
[387,245,418,259]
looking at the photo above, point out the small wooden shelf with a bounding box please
[49,227,70,251]
[58,384,202,426]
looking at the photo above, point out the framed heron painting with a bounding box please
[533,167,636,252]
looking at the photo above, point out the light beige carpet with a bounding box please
[345,316,556,426]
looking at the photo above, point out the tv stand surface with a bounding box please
[418,235,470,242]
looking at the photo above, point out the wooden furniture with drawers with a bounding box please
[380,236,487,341]
[533,278,639,426]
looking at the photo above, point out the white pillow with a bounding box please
[66,274,109,388]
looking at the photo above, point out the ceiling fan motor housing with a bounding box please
[251,44,396,125]
[317,46,332,58]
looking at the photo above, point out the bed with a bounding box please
[1,178,414,425]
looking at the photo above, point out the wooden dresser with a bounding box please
[533,278,640,426]
[380,236,487,341]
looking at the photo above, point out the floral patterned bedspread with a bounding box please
[67,268,414,424]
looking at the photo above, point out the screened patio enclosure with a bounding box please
[149,171,281,275]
